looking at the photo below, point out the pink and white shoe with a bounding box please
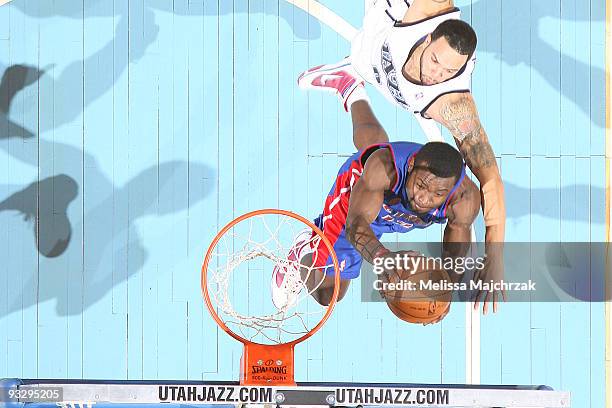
[271,229,315,309]
[297,58,364,112]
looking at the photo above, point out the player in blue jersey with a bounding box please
[272,92,485,323]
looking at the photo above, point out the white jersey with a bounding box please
[350,0,476,118]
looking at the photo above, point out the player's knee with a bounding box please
[314,294,333,307]
[310,275,351,305]
[314,290,344,307]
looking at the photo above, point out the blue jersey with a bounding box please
[312,142,466,279]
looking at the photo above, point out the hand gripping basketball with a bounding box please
[375,251,452,325]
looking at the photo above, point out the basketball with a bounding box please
[382,260,452,324]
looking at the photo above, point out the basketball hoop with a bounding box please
[201,209,341,386]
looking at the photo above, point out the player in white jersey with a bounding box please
[298,0,506,314]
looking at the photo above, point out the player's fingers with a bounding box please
[424,316,434,326]
[381,271,390,282]
[482,291,492,315]
[433,311,446,325]
[438,309,449,324]
[472,290,482,310]
[496,290,505,312]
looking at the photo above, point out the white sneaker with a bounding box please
[297,58,364,112]
[271,229,314,309]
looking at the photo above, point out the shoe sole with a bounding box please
[297,61,353,89]
[270,232,313,309]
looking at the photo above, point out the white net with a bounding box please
[205,212,338,345]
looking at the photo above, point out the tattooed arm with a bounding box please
[345,149,396,264]
[426,91,504,236]
[426,91,506,313]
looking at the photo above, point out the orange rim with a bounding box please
[201,208,341,347]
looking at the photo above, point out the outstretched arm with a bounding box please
[427,91,506,313]
[442,178,480,282]
[350,100,389,151]
[345,149,395,263]
[421,178,479,325]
